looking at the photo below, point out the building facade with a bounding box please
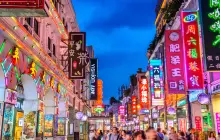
[0,0,90,139]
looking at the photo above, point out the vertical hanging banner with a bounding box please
[165,30,186,94]
[131,96,137,115]
[150,60,164,106]
[139,78,148,108]
[181,11,204,90]
[68,32,89,79]
[200,0,220,71]
[90,59,98,100]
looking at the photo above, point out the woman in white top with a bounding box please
[208,132,216,140]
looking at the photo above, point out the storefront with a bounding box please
[14,98,24,140]
[211,81,220,136]
[176,99,187,132]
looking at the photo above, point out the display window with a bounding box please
[37,111,44,137]
[23,111,36,139]
[14,111,24,140]
[2,103,15,140]
[57,117,65,136]
[44,114,53,137]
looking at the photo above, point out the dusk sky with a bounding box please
[72,0,157,104]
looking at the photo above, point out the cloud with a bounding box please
[84,0,157,31]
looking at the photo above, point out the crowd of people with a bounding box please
[89,127,217,140]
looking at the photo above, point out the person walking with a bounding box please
[156,128,164,140]
[162,130,169,140]
[208,132,216,140]
[178,131,186,140]
[109,127,120,140]
[169,127,178,140]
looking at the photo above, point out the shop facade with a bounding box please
[0,27,69,140]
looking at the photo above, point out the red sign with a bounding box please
[181,11,204,90]
[139,78,148,108]
[165,30,186,94]
[0,0,47,17]
[0,0,44,8]
[131,96,137,115]
[179,118,186,132]
[216,113,220,134]
[195,116,202,131]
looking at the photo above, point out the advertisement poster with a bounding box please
[44,115,53,137]
[37,111,44,137]
[2,103,14,140]
[203,112,212,131]
[14,111,24,140]
[23,111,36,139]
[57,118,65,136]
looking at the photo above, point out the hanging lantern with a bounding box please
[76,112,83,120]
[81,115,88,121]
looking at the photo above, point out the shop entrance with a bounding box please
[21,74,38,139]
[44,88,56,138]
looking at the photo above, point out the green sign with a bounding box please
[177,99,187,107]
[203,112,212,131]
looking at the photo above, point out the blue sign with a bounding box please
[189,90,204,102]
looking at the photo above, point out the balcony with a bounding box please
[23,20,40,42]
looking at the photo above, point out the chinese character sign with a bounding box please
[150,60,164,99]
[119,106,125,115]
[200,0,220,71]
[139,78,148,108]
[195,116,202,131]
[132,96,137,115]
[68,32,89,79]
[165,30,186,94]
[216,113,220,135]
[181,11,204,90]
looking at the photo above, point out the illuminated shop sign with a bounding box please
[0,0,47,17]
[68,32,89,79]
[44,115,53,137]
[177,99,187,107]
[165,30,186,94]
[200,0,220,71]
[189,90,204,102]
[150,60,164,106]
[96,80,103,105]
[211,83,220,94]
[195,116,202,131]
[119,106,125,115]
[139,78,148,109]
[131,96,137,115]
[216,113,220,135]
[197,93,210,105]
[181,11,204,90]
[90,58,98,100]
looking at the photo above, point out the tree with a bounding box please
[124,88,131,97]
[109,97,117,105]
[130,74,137,87]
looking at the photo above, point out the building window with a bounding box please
[63,18,65,25]
[34,19,39,35]
[25,18,31,26]
[53,44,56,56]
[48,37,51,50]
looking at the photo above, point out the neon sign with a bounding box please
[150,60,164,105]
[183,14,197,23]
[200,0,220,71]
[132,96,137,115]
[139,78,148,109]
[181,11,204,90]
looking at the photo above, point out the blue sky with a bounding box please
[72,0,156,104]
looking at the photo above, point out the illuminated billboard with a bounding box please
[150,60,164,106]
